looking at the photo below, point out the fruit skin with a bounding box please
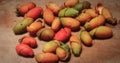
[43,9,55,25]
[27,18,43,34]
[51,17,61,32]
[71,43,81,56]
[54,28,67,42]
[16,44,34,57]
[84,15,105,31]
[85,9,98,18]
[24,7,43,19]
[64,8,78,17]
[73,1,91,11]
[19,36,37,48]
[37,28,55,41]
[82,1,91,10]
[76,9,98,24]
[54,27,71,42]
[17,2,36,16]
[58,8,79,17]
[62,0,79,8]
[89,28,97,37]
[101,7,117,25]
[46,2,60,15]
[76,13,91,24]
[60,17,80,30]
[80,31,92,46]
[42,40,59,53]
[89,26,113,39]
[56,47,67,60]
[13,18,34,34]
[73,2,83,11]
[56,43,70,61]
[64,27,71,37]
[69,36,82,56]
[35,53,58,63]
[58,8,67,17]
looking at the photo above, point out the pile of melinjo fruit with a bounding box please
[13,0,117,63]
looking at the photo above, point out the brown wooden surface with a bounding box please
[0,0,120,63]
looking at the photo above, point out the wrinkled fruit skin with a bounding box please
[51,17,61,32]
[58,8,79,17]
[24,7,43,19]
[56,43,70,61]
[80,31,92,46]
[35,53,58,63]
[69,36,82,56]
[17,2,36,15]
[20,36,37,48]
[46,2,60,15]
[37,28,55,41]
[43,9,55,25]
[89,26,113,39]
[76,13,91,24]
[13,18,34,34]
[84,15,105,31]
[54,27,71,42]
[27,19,43,34]
[60,17,80,30]
[85,9,98,18]
[16,44,34,57]
[43,40,59,53]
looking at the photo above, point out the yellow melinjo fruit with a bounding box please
[80,31,92,46]
[94,26,113,39]
[76,13,91,24]
[85,9,98,18]
[84,15,105,31]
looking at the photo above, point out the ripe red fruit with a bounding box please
[16,44,34,57]
[20,36,37,48]
[17,2,36,15]
[64,27,71,37]
[24,7,43,19]
[54,27,71,42]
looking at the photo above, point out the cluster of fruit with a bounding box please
[13,0,117,63]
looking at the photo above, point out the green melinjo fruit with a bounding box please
[13,18,34,34]
[73,1,91,12]
[89,26,113,39]
[69,35,82,56]
[58,8,79,17]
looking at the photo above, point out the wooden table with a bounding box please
[0,0,120,63]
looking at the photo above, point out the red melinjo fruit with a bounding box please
[16,44,34,57]
[17,2,36,16]
[54,27,71,42]
[19,36,37,48]
[24,7,43,19]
